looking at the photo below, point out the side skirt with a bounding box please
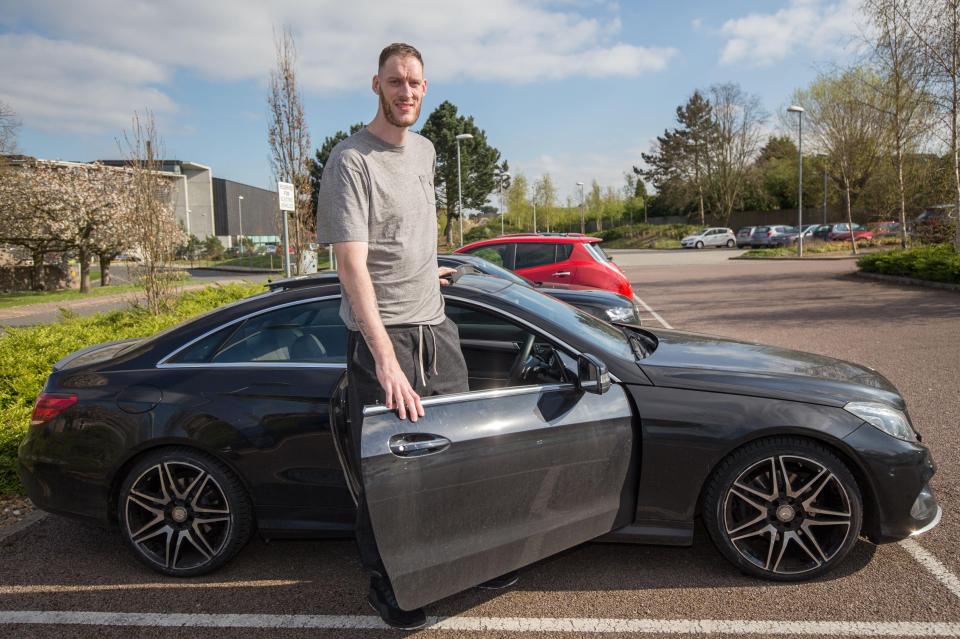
[595,520,694,546]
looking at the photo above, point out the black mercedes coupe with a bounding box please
[18,273,939,612]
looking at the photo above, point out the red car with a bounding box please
[456,233,634,299]
[827,223,874,242]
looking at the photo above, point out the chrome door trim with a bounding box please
[156,294,343,367]
[363,383,576,417]
[158,362,347,370]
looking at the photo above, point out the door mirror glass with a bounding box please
[577,353,610,394]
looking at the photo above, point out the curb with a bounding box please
[0,510,47,543]
[855,271,960,292]
[194,266,282,274]
[732,254,862,261]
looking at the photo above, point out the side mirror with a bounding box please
[577,353,610,395]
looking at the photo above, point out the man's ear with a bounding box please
[371,74,380,95]
[421,78,428,97]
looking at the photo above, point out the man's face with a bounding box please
[373,55,427,128]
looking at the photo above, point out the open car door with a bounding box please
[360,381,635,611]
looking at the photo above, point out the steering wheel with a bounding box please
[508,332,537,385]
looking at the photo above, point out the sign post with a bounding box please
[277,181,295,278]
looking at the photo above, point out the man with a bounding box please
[316,43,515,630]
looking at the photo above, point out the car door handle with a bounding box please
[389,434,451,457]
[552,271,571,277]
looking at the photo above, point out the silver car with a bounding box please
[680,227,736,249]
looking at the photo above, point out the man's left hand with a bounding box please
[438,266,458,286]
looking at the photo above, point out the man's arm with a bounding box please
[335,241,423,422]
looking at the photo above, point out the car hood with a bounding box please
[680,235,700,241]
[638,329,904,409]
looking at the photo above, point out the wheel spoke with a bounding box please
[733,479,776,503]
[778,456,795,497]
[127,494,164,518]
[791,532,823,568]
[791,467,827,499]
[730,520,774,543]
[131,519,169,544]
[728,487,767,514]
[191,522,218,556]
[180,469,208,503]
[130,487,170,507]
[727,512,767,536]
[771,530,795,573]
[190,475,229,514]
[764,528,779,570]
[162,463,187,500]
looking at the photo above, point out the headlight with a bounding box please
[605,306,636,323]
[844,401,917,442]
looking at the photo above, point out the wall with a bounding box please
[0,265,73,292]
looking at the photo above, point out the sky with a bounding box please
[0,0,866,203]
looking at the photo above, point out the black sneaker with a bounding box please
[367,577,427,630]
[477,570,519,590]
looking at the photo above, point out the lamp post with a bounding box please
[237,195,245,253]
[498,171,510,236]
[455,133,473,247]
[822,160,828,225]
[576,182,585,234]
[788,105,805,257]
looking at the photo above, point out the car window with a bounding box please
[515,243,556,269]
[169,298,347,365]
[465,243,509,267]
[557,243,574,261]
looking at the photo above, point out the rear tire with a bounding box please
[703,437,862,581]
[117,447,254,577]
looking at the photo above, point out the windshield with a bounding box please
[496,283,634,361]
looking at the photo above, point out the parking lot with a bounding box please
[2,252,959,637]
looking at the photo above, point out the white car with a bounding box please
[680,227,736,249]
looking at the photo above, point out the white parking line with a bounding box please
[633,296,673,329]
[3,611,960,635]
[901,539,960,599]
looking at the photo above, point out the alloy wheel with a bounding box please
[722,455,853,575]
[124,461,232,571]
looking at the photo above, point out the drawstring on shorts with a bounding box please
[415,324,439,389]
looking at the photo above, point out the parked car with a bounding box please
[912,206,957,243]
[867,221,902,238]
[680,227,736,249]
[779,224,821,245]
[828,224,873,242]
[20,274,939,610]
[752,225,798,247]
[438,253,642,324]
[736,227,758,248]
[456,233,634,299]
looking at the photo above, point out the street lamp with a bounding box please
[787,105,804,257]
[455,133,473,247]
[498,171,510,236]
[237,195,245,253]
[576,182,585,234]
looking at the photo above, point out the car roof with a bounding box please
[460,233,601,249]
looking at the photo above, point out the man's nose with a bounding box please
[398,81,413,98]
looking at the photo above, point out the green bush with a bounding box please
[0,282,265,494]
[599,223,701,248]
[858,244,960,283]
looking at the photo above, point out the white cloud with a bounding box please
[0,34,176,134]
[2,0,676,133]
[717,0,863,67]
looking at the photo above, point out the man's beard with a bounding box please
[380,90,421,128]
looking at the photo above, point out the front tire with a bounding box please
[726,239,735,248]
[695,241,704,249]
[703,437,862,581]
[117,447,254,577]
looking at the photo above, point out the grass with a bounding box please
[0,282,267,495]
[741,239,904,258]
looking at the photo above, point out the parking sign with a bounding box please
[278,182,295,212]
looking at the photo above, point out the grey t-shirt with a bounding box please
[316,127,444,330]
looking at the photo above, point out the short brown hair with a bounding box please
[378,43,423,70]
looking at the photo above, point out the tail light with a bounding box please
[767,230,774,237]
[30,393,77,426]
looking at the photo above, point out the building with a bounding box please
[98,160,280,248]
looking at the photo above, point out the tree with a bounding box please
[505,173,530,230]
[704,83,768,225]
[641,91,715,223]
[419,101,502,243]
[308,122,364,206]
[795,68,888,253]
[895,0,960,249]
[0,101,19,154]
[267,27,312,271]
[864,0,933,248]
[119,111,186,313]
[0,160,73,290]
[533,173,557,231]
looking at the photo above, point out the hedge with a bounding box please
[857,244,960,284]
[0,282,265,494]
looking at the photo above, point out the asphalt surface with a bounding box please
[2,252,959,637]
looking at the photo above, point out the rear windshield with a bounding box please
[583,242,611,263]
